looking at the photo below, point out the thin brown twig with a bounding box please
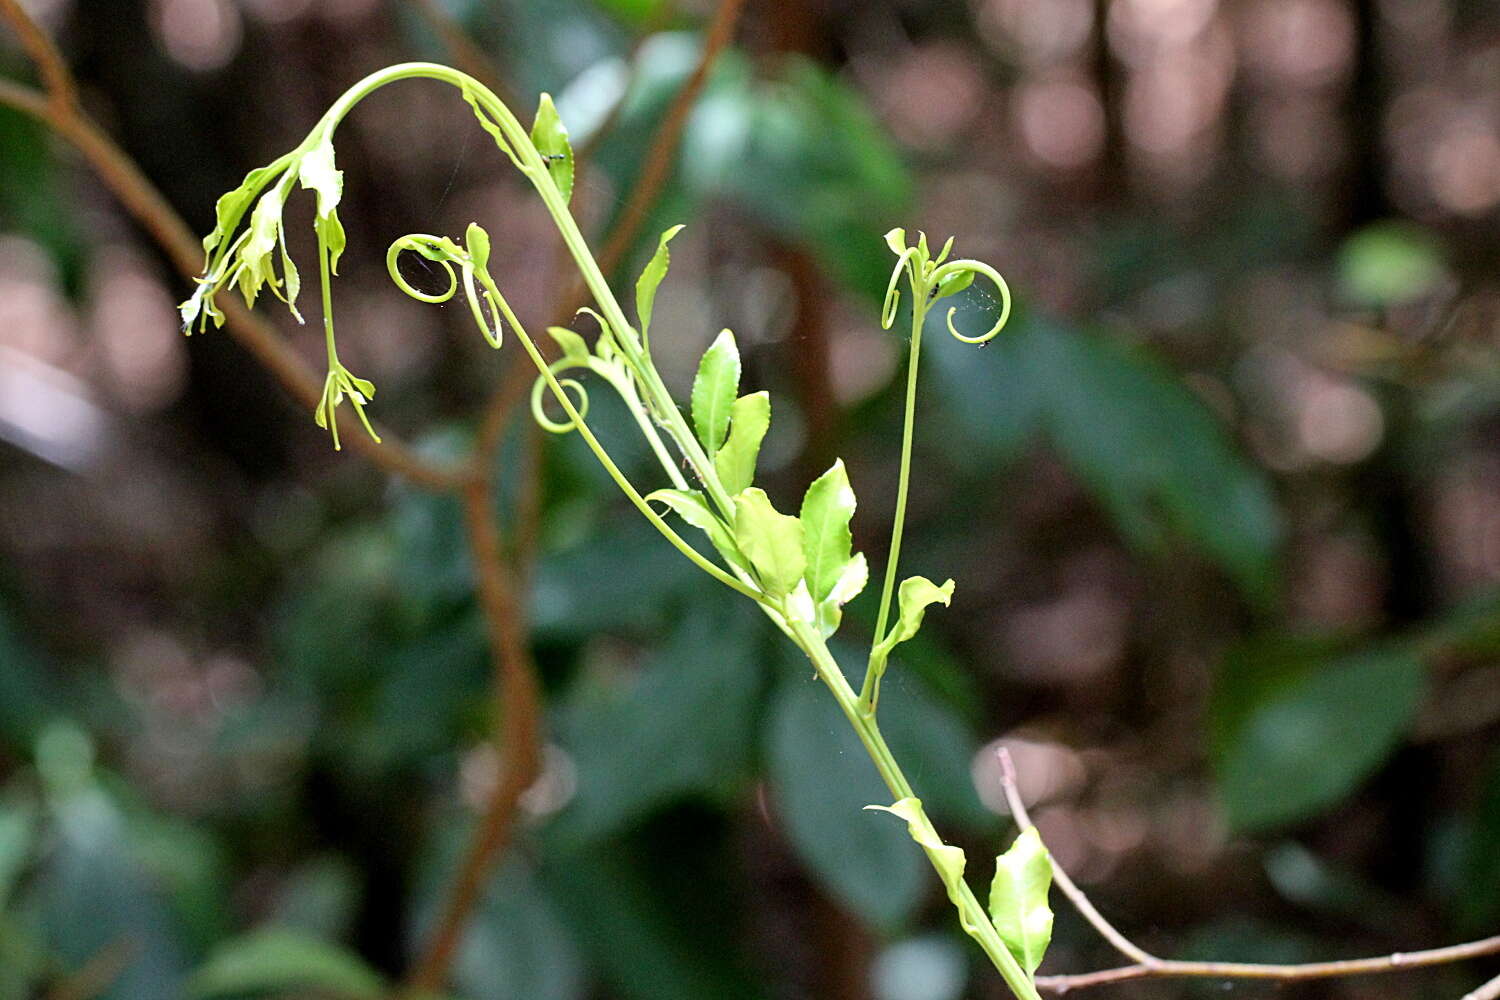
[0,79,462,491]
[0,0,74,112]
[403,475,543,995]
[995,748,1500,995]
[0,7,537,993]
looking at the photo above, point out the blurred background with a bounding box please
[1,0,1499,997]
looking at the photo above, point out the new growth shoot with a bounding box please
[183,61,1045,999]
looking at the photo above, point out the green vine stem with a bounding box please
[182,62,1037,1000]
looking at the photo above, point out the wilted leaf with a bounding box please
[297,136,343,219]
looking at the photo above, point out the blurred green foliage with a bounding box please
[2,0,1500,997]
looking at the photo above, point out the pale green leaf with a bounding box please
[461,83,517,164]
[297,137,343,219]
[530,93,574,204]
[635,224,684,339]
[691,329,740,453]
[466,222,491,274]
[884,228,907,255]
[644,488,745,572]
[865,797,968,899]
[877,576,954,654]
[277,227,302,323]
[733,487,804,597]
[989,827,1054,975]
[934,268,975,301]
[546,326,591,364]
[799,459,856,603]
[187,928,385,999]
[236,184,287,304]
[814,551,867,638]
[316,208,347,275]
[202,162,282,258]
[714,391,770,495]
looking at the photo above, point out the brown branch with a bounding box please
[0,78,462,490]
[995,748,1500,994]
[0,7,539,993]
[403,475,544,995]
[0,0,74,113]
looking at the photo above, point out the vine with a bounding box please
[180,61,1048,1000]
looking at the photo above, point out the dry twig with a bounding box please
[995,748,1500,996]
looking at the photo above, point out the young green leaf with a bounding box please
[815,551,868,638]
[691,329,740,454]
[461,83,518,165]
[989,827,1053,976]
[297,136,343,219]
[786,579,818,625]
[877,576,955,654]
[316,208,346,275]
[714,391,770,495]
[865,797,968,901]
[636,224,684,340]
[934,267,975,301]
[546,325,591,364]
[465,221,491,275]
[202,161,283,258]
[645,488,746,572]
[277,227,302,323]
[530,93,574,204]
[733,487,805,597]
[800,459,856,604]
[235,183,289,306]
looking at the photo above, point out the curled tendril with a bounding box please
[882,246,919,331]
[385,230,505,349]
[529,370,591,433]
[929,259,1012,344]
[386,234,460,303]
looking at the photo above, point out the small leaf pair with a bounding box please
[691,329,771,496]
